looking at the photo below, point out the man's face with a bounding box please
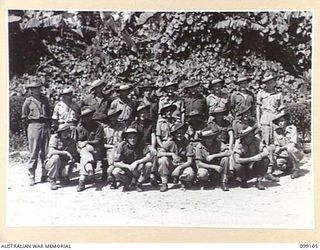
[277,117,287,129]
[126,133,138,146]
[60,130,71,140]
[165,86,176,96]
[94,85,104,96]
[238,81,248,91]
[119,90,130,97]
[173,129,185,141]
[138,109,149,121]
[203,135,216,146]
[82,114,93,123]
[62,93,72,102]
[265,80,277,92]
[30,87,41,96]
[212,83,222,94]
[188,86,198,95]
[143,88,152,97]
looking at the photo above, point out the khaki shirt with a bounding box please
[52,100,80,124]
[21,95,51,120]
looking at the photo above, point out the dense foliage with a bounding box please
[8,10,312,141]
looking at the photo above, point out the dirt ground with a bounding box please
[6,153,314,228]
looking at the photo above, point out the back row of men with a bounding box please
[21,75,304,192]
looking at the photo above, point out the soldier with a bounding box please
[233,126,270,190]
[232,105,256,139]
[130,104,158,185]
[45,124,79,190]
[157,123,196,192]
[230,76,255,121]
[158,81,185,123]
[256,75,285,182]
[81,79,112,116]
[137,81,158,125]
[21,79,51,186]
[183,81,208,120]
[109,84,137,132]
[76,108,105,192]
[272,112,304,179]
[206,78,229,119]
[185,110,206,144]
[52,87,80,140]
[112,128,153,192]
[156,103,177,149]
[195,125,231,191]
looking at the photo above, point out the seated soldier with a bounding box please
[156,103,177,149]
[76,108,105,192]
[195,125,231,191]
[233,126,270,190]
[272,112,304,179]
[112,128,153,192]
[45,124,79,190]
[157,123,195,192]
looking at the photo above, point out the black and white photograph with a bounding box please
[7,10,313,228]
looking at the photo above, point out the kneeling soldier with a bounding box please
[45,124,79,190]
[157,123,195,192]
[233,126,269,190]
[76,108,105,192]
[112,128,153,192]
[195,125,230,191]
[272,112,304,179]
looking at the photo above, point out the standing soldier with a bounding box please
[157,123,196,192]
[76,108,105,192]
[21,79,51,186]
[230,76,255,121]
[183,81,208,120]
[137,81,158,125]
[109,84,137,132]
[195,125,231,191]
[156,104,177,149]
[158,81,185,123]
[52,87,80,140]
[81,79,112,116]
[256,75,285,182]
[206,78,229,120]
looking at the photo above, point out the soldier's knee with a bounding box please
[197,168,209,180]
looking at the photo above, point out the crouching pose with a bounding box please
[233,126,269,190]
[157,123,195,192]
[76,108,105,192]
[45,124,79,190]
[195,125,230,191]
[112,128,153,192]
[272,112,304,179]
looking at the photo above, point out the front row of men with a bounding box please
[44,106,304,192]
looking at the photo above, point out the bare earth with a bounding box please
[6,153,314,228]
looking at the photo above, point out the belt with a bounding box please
[29,118,49,123]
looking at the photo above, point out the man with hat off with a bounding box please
[21,78,51,186]
[157,123,195,192]
[76,108,105,192]
[112,128,153,192]
[272,112,304,179]
[230,76,255,121]
[52,87,80,140]
[109,83,137,132]
[183,81,208,121]
[233,125,270,190]
[256,74,285,181]
[158,81,185,123]
[195,125,231,191]
[156,103,178,149]
[81,78,112,116]
[45,124,79,190]
[206,78,229,121]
